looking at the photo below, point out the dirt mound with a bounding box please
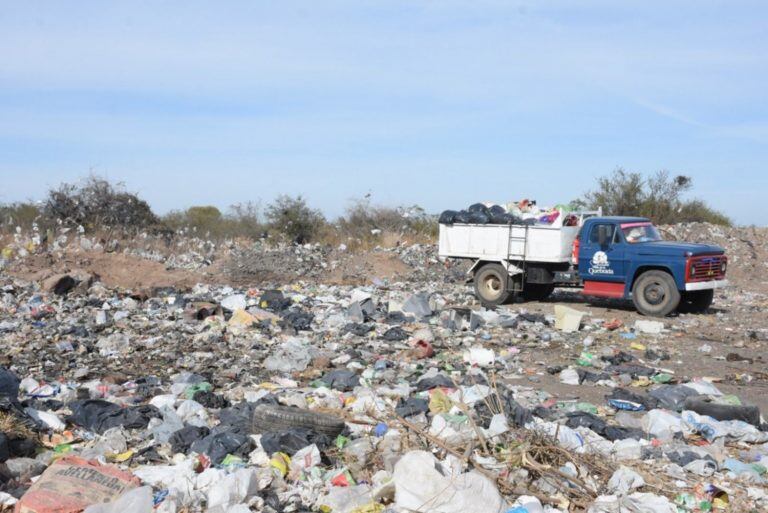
[9,251,212,292]
[661,223,768,292]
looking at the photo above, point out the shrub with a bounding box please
[43,176,158,232]
[0,202,41,231]
[163,202,265,240]
[336,199,437,245]
[581,168,731,226]
[265,195,325,244]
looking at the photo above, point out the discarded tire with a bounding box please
[250,404,346,437]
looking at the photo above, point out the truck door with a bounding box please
[579,222,627,284]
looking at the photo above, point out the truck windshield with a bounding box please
[621,223,662,244]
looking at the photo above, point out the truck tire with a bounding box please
[632,270,680,317]
[251,404,346,437]
[678,289,714,314]
[474,263,510,306]
[522,283,555,302]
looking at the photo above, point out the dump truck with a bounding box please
[438,213,727,316]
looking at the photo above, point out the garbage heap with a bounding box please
[440,200,577,226]
[0,272,767,513]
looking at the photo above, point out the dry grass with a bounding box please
[0,410,35,439]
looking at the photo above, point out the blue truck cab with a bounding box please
[575,217,727,316]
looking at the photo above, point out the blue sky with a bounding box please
[1,1,766,225]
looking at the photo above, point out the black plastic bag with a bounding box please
[190,431,253,464]
[281,310,314,331]
[169,425,210,454]
[467,203,490,215]
[466,211,489,224]
[475,391,532,428]
[453,211,472,223]
[0,367,20,401]
[415,375,455,391]
[193,390,230,409]
[395,398,429,418]
[259,290,291,312]
[683,397,761,426]
[320,370,360,391]
[439,210,459,224]
[648,385,700,411]
[382,326,409,341]
[259,428,331,456]
[488,213,516,224]
[342,323,374,336]
[68,400,162,434]
[487,204,506,216]
[0,433,8,463]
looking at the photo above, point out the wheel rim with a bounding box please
[643,280,667,306]
[482,274,503,300]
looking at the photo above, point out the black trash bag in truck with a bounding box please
[467,203,490,215]
[487,204,506,216]
[489,213,518,225]
[453,210,472,223]
[466,211,489,224]
[439,210,459,224]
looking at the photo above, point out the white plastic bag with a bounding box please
[392,450,507,513]
[83,486,153,513]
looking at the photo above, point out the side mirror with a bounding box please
[597,226,608,246]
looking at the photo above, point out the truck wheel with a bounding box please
[678,290,714,314]
[474,263,510,306]
[522,283,555,301]
[632,270,680,317]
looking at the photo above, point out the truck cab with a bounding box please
[577,217,727,316]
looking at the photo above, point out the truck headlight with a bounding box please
[721,261,727,274]
[690,265,696,277]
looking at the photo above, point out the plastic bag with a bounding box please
[438,210,459,224]
[83,486,154,513]
[392,450,507,513]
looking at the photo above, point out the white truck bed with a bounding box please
[438,223,578,263]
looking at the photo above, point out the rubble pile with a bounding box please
[0,222,766,512]
[0,267,766,512]
[660,223,768,289]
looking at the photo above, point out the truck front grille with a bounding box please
[688,255,726,282]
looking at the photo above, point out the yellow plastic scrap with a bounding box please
[712,491,729,510]
[630,342,646,351]
[631,376,652,387]
[1,247,12,259]
[228,309,255,328]
[108,450,135,462]
[429,389,452,414]
[270,452,291,477]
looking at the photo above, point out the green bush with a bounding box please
[581,169,731,226]
[335,199,437,244]
[162,202,265,240]
[265,195,326,243]
[0,202,41,231]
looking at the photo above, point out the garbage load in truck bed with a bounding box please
[438,203,602,264]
